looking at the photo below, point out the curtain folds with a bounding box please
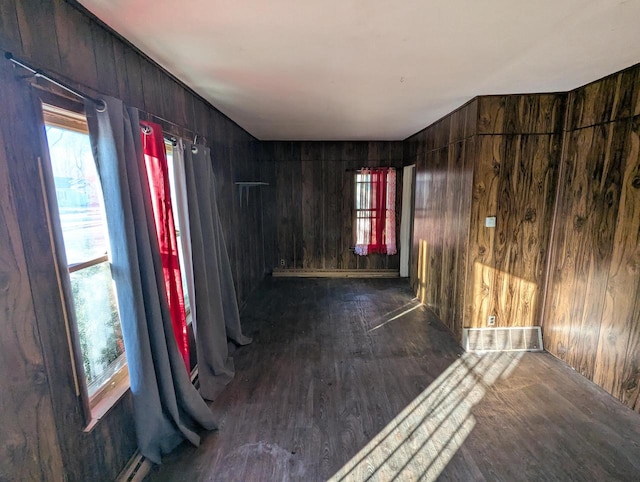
[86,96,215,464]
[140,120,190,370]
[354,167,397,256]
[183,143,252,401]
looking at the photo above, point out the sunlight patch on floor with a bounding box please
[330,351,523,481]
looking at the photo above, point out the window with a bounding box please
[42,104,127,412]
[354,167,397,256]
[165,140,192,323]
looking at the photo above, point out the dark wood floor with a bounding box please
[147,278,640,481]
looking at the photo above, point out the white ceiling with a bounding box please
[79,0,640,141]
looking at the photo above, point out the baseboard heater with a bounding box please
[463,326,543,352]
[116,451,152,482]
[272,269,399,278]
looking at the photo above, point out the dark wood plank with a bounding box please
[544,123,623,381]
[52,0,99,90]
[593,116,640,407]
[0,64,65,482]
[465,135,502,328]
[141,57,165,118]
[569,74,617,130]
[505,93,567,134]
[123,45,145,110]
[147,278,640,482]
[0,0,22,54]
[90,22,118,97]
[14,0,62,72]
[477,96,506,135]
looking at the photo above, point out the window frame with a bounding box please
[37,94,129,429]
[353,167,398,255]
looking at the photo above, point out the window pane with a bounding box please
[70,261,125,397]
[46,125,109,265]
[43,106,127,407]
[165,142,191,318]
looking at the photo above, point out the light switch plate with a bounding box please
[485,216,497,228]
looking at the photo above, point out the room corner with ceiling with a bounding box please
[1,1,639,480]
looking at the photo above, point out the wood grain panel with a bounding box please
[465,135,502,327]
[123,45,145,110]
[569,75,617,130]
[52,0,98,90]
[0,68,65,482]
[90,22,119,98]
[477,96,506,135]
[271,141,402,272]
[544,124,623,379]
[505,94,567,134]
[611,67,639,122]
[0,0,21,54]
[13,0,61,73]
[592,116,640,407]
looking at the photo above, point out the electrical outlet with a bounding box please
[488,315,496,326]
[280,259,285,267]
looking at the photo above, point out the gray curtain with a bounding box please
[183,143,252,401]
[86,96,216,464]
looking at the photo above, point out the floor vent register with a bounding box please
[462,326,543,353]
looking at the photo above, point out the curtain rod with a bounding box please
[4,52,106,111]
[345,166,397,172]
[5,52,207,145]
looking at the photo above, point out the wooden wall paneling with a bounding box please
[464,135,502,328]
[90,22,119,98]
[341,142,365,270]
[544,124,620,379]
[440,143,457,328]
[161,78,191,129]
[275,143,293,268]
[258,144,276,272]
[443,138,472,338]
[625,294,640,411]
[477,96,506,135]
[505,94,567,134]
[324,143,341,269]
[0,63,91,478]
[0,0,22,54]
[301,142,324,269]
[13,0,62,73]
[0,69,65,482]
[449,108,466,144]
[569,75,618,130]
[593,116,640,407]
[491,135,543,328]
[504,134,560,327]
[412,151,428,301]
[123,45,145,110]
[192,98,209,139]
[491,135,519,327]
[464,99,478,138]
[290,145,304,268]
[428,147,448,316]
[140,58,166,119]
[111,38,130,102]
[52,0,98,90]
[455,137,475,338]
[611,67,640,122]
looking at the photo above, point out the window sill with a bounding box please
[83,370,130,433]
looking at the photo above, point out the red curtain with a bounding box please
[368,168,388,254]
[140,121,190,371]
[355,167,396,256]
